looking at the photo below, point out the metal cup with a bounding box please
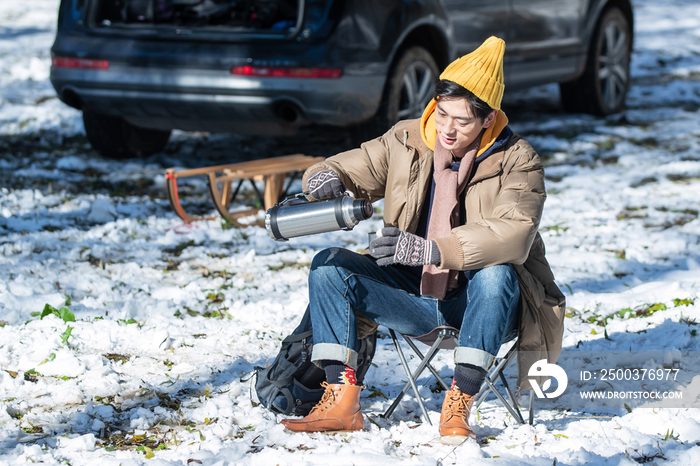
[368,231,377,248]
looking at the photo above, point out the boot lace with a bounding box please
[445,389,471,420]
[309,382,337,414]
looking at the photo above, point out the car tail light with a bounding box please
[52,57,109,70]
[231,65,342,79]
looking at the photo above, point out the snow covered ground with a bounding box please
[2,0,700,464]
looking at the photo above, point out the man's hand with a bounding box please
[306,169,345,201]
[369,227,441,267]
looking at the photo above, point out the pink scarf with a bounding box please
[420,135,481,299]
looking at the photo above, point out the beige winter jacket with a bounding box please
[303,119,565,390]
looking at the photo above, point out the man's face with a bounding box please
[434,98,497,158]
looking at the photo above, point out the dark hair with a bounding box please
[433,79,493,122]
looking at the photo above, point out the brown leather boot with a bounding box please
[280,382,364,433]
[439,386,476,444]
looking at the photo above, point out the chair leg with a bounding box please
[528,389,535,425]
[473,346,524,423]
[394,335,449,404]
[474,350,512,409]
[403,337,453,391]
[498,370,524,424]
[484,376,524,423]
[497,349,524,424]
[384,329,433,425]
[474,379,492,409]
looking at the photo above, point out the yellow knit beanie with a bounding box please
[419,36,507,153]
[440,36,505,110]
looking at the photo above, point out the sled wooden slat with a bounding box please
[165,154,324,225]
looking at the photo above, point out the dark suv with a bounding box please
[51,0,633,158]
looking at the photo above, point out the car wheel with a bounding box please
[354,46,439,142]
[559,7,632,115]
[83,110,171,159]
[385,46,440,124]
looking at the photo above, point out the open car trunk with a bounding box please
[87,0,304,39]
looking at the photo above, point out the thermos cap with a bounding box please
[353,199,373,222]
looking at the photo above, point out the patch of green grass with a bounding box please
[668,174,700,184]
[157,393,180,410]
[40,304,75,323]
[658,208,699,217]
[674,298,695,307]
[60,326,74,344]
[630,177,657,188]
[117,318,139,326]
[103,353,129,364]
[164,240,195,257]
[220,217,237,230]
[366,386,388,399]
[586,302,669,327]
[633,137,659,149]
[540,224,569,234]
[617,207,648,221]
[661,428,679,442]
[103,430,166,453]
[605,249,626,260]
[206,292,224,304]
[595,139,616,150]
[202,309,232,319]
[108,177,155,198]
[21,424,43,434]
[24,369,40,382]
[613,302,667,321]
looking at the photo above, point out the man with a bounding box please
[280,37,564,443]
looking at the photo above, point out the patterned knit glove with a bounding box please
[305,169,345,201]
[369,227,441,267]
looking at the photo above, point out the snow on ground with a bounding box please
[1,0,700,464]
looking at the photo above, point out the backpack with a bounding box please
[254,306,376,416]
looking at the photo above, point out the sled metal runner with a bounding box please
[165,154,324,225]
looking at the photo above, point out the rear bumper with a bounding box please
[50,65,386,135]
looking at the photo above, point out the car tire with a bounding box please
[354,46,439,143]
[83,110,171,159]
[559,7,632,115]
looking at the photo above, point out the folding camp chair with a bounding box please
[382,326,534,426]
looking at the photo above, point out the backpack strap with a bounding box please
[282,329,313,344]
[271,386,295,415]
[252,370,296,415]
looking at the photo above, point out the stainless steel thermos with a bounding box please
[265,194,373,241]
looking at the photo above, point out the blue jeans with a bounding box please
[308,248,520,371]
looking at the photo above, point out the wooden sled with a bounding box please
[165,154,325,225]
